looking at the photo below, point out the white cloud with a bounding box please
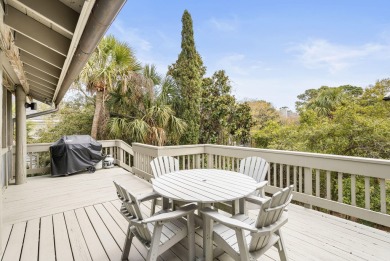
[209,16,239,32]
[215,54,269,77]
[111,20,152,51]
[216,54,247,75]
[290,39,390,73]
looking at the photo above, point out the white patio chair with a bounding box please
[113,181,197,261]
[201,185,293,261]
[150,156,179,214]
[240,156,269,197]
[150,156,179,178]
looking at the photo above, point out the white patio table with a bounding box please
[152,168,258,259]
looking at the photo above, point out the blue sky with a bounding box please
[108,0,390,110]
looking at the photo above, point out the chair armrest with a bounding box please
[138,191,161,202]
[245,195,269,206]
[200,207,258,233]
[142,203,197,224]
[255,181,268,190]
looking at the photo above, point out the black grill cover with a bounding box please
[50,135,104,176]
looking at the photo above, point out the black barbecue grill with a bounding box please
[50,135,104,176]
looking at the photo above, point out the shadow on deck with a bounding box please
[1,167,389,260]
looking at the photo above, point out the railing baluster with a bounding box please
[304,168,313,196]
[279,164,283,188]
[126,152,132,167]
[299,167,303,193]
[365,177,370,210]
[273,163,277,187]
[286,165,290,186]
[351,174,356,206]
[36,153,40,168]
[326,171,331,200]
[30,153,33,170]
[380,178,386,213]
[191,155,195,169]
[293,166,297,191]
[338,172,343,203]
[316,169,320,197]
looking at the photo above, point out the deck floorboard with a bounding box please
[2,167,389,261]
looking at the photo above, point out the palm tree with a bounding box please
[107,65,186,146]
[307,88,344,118]
[79,35,140,139]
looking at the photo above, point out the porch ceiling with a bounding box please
[1,0,124,105]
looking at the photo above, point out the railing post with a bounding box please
[118,141,123,165]
[304,167,313,209]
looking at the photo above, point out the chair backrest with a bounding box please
[249,185,293,251]
[150,156,179,178]
[113,181,152,242]
[239,156,269,183]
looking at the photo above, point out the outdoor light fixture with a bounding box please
[384,92,390,101]
[25,102,37,110]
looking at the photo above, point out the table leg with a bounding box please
[162,197,170,210]
[232,200,239,215]
[239,198,246,214]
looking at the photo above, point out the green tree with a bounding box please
[36,95,94,143]
[168,10,206,144]
[231,102,254,145]
[268,80,390,158]
[296,85,363,118]
[200,70,235,144]
[79,35,140,139]
[108,65,187,146]
[307,87,344,118]
[247,100,280,130]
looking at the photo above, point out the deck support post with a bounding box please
[7,90,13,184]
[0,49,3,256]
[15,85,27,185]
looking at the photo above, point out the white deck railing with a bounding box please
[19,140,390,227]
[132,143,390,227]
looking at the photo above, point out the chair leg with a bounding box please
[121,224,133,260]
[275,229,288,261]
[204,215,214,261]
[147,223,163,261]
[235,228,249,261]
[187,213,195,260]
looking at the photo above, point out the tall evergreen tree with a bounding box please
[168,10,205,144]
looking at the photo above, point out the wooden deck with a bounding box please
[2,167,390,261]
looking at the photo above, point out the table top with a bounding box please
[152,169,257,203]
